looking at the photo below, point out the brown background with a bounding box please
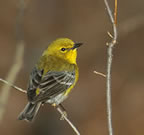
[0,0,144,135]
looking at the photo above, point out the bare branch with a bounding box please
[0,43,24,123]
[107,31,114,39]
[114,0,118,25]
[57,107,80,135]
[0,78,26,93]
[104,0,118,135]
[93,71,106,78]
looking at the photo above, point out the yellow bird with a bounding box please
[18,38,83,121]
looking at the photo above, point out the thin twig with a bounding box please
[107,31,114,39]
[93,71,106,78]
[0,78,26,93]
[0,44,24,123]
[104,0,118,135]
[57,107,80,135]
[114,0,117,25]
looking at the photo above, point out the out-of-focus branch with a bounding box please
[104,0,118,135]
[16,0,26,41]
[0,44,24,123]
[119,15,144,37]
[0,0,26,123]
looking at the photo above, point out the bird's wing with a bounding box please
[27,67,44,101]
[36,70,75,102]
[27,67,75,102]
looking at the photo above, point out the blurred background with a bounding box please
[0,0,144,135]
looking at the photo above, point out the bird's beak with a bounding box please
[71,43,83,50]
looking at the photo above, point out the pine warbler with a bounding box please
[18,38,82,121]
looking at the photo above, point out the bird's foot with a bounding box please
[60,111,67,120]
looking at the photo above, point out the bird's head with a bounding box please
[45,38,83,64]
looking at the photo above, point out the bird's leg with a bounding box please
[58,103,67,120]
[41,101,45,106]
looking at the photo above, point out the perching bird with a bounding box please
[18,38,82,121]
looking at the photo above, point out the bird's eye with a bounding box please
[61,48,66,51]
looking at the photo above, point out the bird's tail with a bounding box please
[18,102,41,122]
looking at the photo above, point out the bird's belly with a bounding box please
[46,92,68,105]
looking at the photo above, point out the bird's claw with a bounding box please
[60,111,67,120]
